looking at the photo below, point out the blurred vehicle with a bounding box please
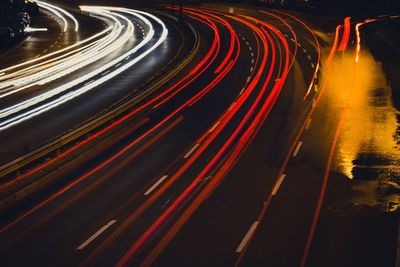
[26,1,40,16]
[11,22,25,37]
[295,0,317,12]
[16,12,31,27]
[0,27,15,47]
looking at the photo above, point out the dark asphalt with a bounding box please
[0,3,398,267]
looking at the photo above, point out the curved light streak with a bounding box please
[35,0,79,32]
[0,7,167,131]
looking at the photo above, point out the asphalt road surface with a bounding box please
[0,2,398,267]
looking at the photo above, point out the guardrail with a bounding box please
[0,13,200,186]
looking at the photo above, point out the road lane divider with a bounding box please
[183,144,200,159]
[144,175,169,196]
[236,221,259,253]
[77,220,117,250]
[292,141,303,157]
[272,174,286,196]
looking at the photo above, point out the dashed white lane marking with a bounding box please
[184,144,200,159]
[245,41,249,46]
[251,52,254,57]
[239,88,245,95]
[290,37,295,42]
[302,48,307,53]
[77,220,117,250]
[250,66,254,72]
[272,174,286,196]
[84,80,94,86]
[236,221,259,253]
[251,59,254,64]
[249,46,252,51]
[144,175,168,195]
[307,55,312,60]
[209,121,221,133]
[246,76,251,83]
[101,70,110,76]
[298,43,302,47]
[311,63,315,68]
[293,141,303,157]
[306,118,312,130]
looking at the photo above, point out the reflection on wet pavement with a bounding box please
[333,48,400,211]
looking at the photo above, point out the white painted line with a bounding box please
[239,88,245,95]
[245,41,249,46]
[298,43,302,47]
[293,141,303,157]
[209,121,221,132]
[306,118,312,130]
[236,221,259,253]
[251,59,254,64]
[101,70,110,76]
[272,174,286,196]
[290,38,295,42]
[84,80,95,86]
[302,48,307,53]
[311,63,315,68]
[249,46,252,51]
[307,55,312,60]
[284,33,289,37]
[77,220,117,250]
[144,175,168,195]
[115,63,122,67]
[184,144,200,159]
[251,52,254,57]
[250,66,253,72]
[246,76,251,83]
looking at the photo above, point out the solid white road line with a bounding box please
[272,174,286,196]
[77,220,116,250]
[144,175,168,195]
[236,221,259,253]
[184,144,200,159]
[293,141,303,157]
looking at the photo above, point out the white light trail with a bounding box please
[35,0,79,32]
[0,6,168,131]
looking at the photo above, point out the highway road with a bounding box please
[0,2,398,267]
[0,3,189,163]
